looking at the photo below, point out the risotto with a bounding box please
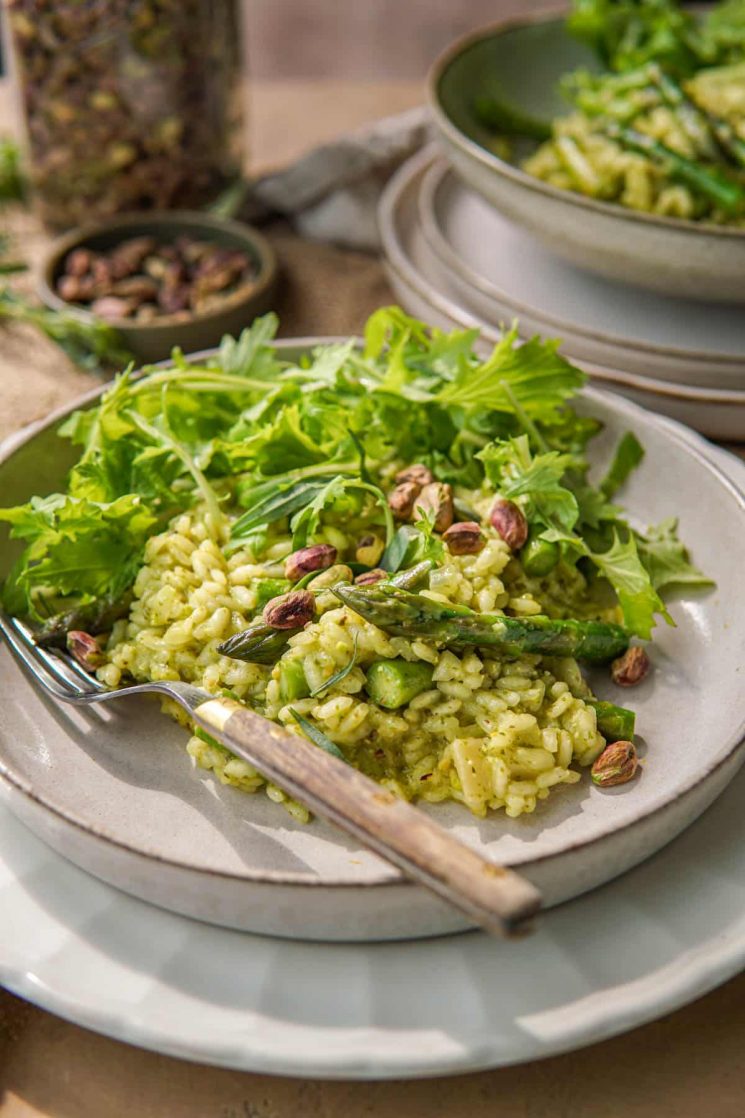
[472,1,745,224]
[523,67,745,225]
[98,507,609,820]
[0,309,711,823]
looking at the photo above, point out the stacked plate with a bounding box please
[379,147,745,441]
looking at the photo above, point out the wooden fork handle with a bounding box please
[194,697,542,938]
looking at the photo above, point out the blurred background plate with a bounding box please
[379,148,745,441]
[417,159,745,390]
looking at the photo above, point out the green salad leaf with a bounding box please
[590,530,671,639]
[600,432,645,497]
[0,307,710,640]
[0,493,157,619]
[636,517,715,591]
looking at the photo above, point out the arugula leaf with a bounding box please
[591,530,672,639]
[0,493,156,618]
[217,313,281,379]
[290,476,393,550]
[479,435,579,533]
[636,518,715,591]
[601,432,645,497]
[567,0,700,75]
[231,477,331,543]
[436,325,586,419]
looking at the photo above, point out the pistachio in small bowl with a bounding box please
[39,211,278,363]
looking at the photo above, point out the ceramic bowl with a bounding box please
[428,12,745,303]
[378,147,745,442]
[417,158,745,391]
[1,342,744,941]
[39,211,278,364]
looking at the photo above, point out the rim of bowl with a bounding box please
[0,337,744,890]
[427,9,745,243]
[37,210,279,335]
[417,157,745,372]
[379,148,745,407]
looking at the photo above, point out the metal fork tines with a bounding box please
[0,614,108,702]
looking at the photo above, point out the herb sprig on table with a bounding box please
[0,308,710,639]
[0,288,135,372]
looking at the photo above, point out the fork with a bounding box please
[0,611,542,938]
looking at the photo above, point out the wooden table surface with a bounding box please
[0,78,744,1117]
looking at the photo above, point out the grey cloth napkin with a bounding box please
[246,106,431,251]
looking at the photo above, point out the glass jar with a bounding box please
[4,0,245,229]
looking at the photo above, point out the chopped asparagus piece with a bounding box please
[521,535,560,577]
[366,658,434,710]
[279,659,310,703]
[590,700,636,742]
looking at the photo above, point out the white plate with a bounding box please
[4,442,743,1078]
[418,160,745,390]
[2,722,744,1078]
[2,340,745,941]
[379,148,745,441]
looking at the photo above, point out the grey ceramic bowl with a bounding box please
[0,342,744,941]
[39,211,279,364]
[428,12,745,303]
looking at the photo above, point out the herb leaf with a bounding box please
[289,709,348,761]
[601,432,645,497]
[309,634,360,697]
[591,531,672,639]
[636,517,715,592]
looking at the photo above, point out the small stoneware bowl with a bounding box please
[428,12,745,303]
[39,211,279,364]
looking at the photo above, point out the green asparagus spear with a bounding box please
[589,700,636,742]
[33,594,132,648]
[331,583,629,663]
[647,66,721,161]
[705,113,745,171]
[366,659,434,709]
[218,621,294,663]
[218,562,436,665]
[648,65,745,170]
[605,123,745,212]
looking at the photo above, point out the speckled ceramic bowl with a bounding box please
[0,342,744,941]
[39,211,279,364]
[429,12,745,303]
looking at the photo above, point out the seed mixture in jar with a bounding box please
[6,0,244,228]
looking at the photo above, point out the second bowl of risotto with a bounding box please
[429,3,745,302]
